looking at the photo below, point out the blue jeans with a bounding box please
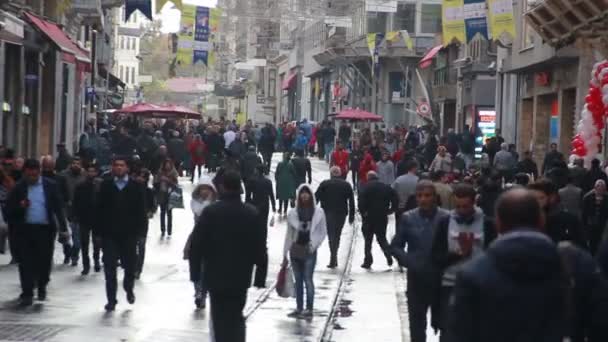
[324,143,334,163]
[291,251,317,311]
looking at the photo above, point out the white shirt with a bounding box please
[224,131,236,148]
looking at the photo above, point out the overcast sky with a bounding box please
[159,0,218,33]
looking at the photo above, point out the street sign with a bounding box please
[417,102,430,117]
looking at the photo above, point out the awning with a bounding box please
[282,73,298,90]
[23,12,90,64]
[418,45,443,69]
[98,64,126,88]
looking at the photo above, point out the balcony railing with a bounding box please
[70,0,103,26]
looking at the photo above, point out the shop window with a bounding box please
[421,4,442,34]
[393,3,415,33]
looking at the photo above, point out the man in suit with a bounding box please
[6,159,69,306]
[96,156,147,311]
[191,170,267,342]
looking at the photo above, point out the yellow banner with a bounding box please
[385,31,399,43]
[156,0,183,12]
[176,4,195,65]
[367,33,377,57]
[236,112,246,126]
[400,30,413,50]
[442,0,465,46]
[487,0,515,42]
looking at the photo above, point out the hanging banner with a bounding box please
[400,30,413,50]
[487,0,515,43]
[373,33,384,76]
[441,0,465,45]
[176,4,195,65]
[156,0,183,12]
[367,33,377,57]
[125,0,152,21]
[464,0,489,42]
[385,31,400,43]
[193,6,210,65]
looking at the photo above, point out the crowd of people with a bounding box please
[2,113,608,342]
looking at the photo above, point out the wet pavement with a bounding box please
[0,154,437,341]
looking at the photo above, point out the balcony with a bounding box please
[524,0,608,49]
[69,0,103,28]
[101,0,125,9]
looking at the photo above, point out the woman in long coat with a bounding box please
[275,152,297,216]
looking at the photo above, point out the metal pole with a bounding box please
[90,29,97,115]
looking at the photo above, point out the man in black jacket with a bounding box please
[291,149,312,187]
[73,163,103,275]
[431,184,495,340]
[358,171,398,269]
[259,123,275,174]
[97,156,147,311]
[316,166,355,268]
[241,146,262,183]
[41,156,71,265]
[191,171,266,342]
[448,188,608,342]
[6,159,69,306]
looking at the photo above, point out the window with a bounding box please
[394,3,416,33]
[268,69,277,98]
[131,67,136,85]
[434,52,449,86]
[367,11,388,33]
[134,38,138,52]
[133,12,138,24]
[120,65,124,81]
[521,0,535,49]
[125,67,130,84]
[257,67,265,95]
[120,36,125,49]
[420,4,442,34]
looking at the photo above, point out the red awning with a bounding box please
[23,12,90,64]
[334,108,383,121]
[116,103,201,120]
[282,73,297,90]
[418,45,443,69]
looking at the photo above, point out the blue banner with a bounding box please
[125,0,152,21]
[463,0,488,42]
[193,6,210,65]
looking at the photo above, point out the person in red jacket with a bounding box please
[188,134,206,183]
[359,151,377,187]
[331,141,350,179]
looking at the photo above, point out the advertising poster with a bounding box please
[442,0,465,45]
[176,4,195,65]
[193,6,210,65]
[475,109,496,158]
[463,0,489,42]
[487,0,515,42]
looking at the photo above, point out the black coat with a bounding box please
[245,176,276,218]
[291,156,312,186]
[241,151,261,180]
[516,158,539,180]
[315,177,355,221]
[167,138,186,163]
[206,133,225,155]
[73,178,101,229]
[96,178,147,240]
[546,209,587,249]
[448,231,608,342]
[190,193,267,292]
[6,177,68,233]
[358,179,398,219]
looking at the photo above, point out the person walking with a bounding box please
[275,152,297,216]
[0,167,16,263]
[190,171,267,342]
[376,151,395,185]
[447,188,608,342]
[6,159,69,306]
[259,123,276,174]
[283,184,327,318]
[430,184,496,341]
[350,143,363,191]
[493,142,516,182]
[291,149,312,187]
[559,174,583,219]
[73,163,103,275]
[358,151,377,188]
[40,156,71,265]
[245,165,276,287]
[315,166,355,268]
[188,134,206,183]
[241,146,262,183]
[154,159,178,238]
[186,177,218,309]
[134,169,156,279]
[582,179,608,255]
[392,161,419,223]
[97,156,147,311]
[167,131,186,175]
[429,146,452,173]
[390,180,449,342]
[60,157,86,266]
[330,141,349,180]
[358,171,398,269]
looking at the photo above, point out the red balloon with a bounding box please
[573,139,584,148]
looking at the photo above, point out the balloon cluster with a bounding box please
[571,60,608,166]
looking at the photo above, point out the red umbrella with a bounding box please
[116,103,201,119]
[334,108,383,121]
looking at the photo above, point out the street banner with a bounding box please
[193,6,210,65]
[176,4,195,65]
[156,0,183,12]
[441,0,465,45]
[367,33,377,57]
[385,31,400,44]
[464,0,489,42]
[125,0,153,21]
[487,0,515,43]
[400,30,413,50]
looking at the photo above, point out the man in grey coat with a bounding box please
[493,143,516,182]
[559,174,583,220]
